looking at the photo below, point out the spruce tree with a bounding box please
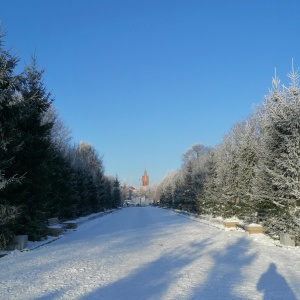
[0,29,22,247]
[7,56,54,240]
[0,29,21,188]
[214,132,240,218]
[181,161,197,212]
[254,68,300,244]
[199,151,220,216]
[235,120,257,217]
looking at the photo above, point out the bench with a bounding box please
[223,219,239,228]
[236,215,264,234]
[244,223,263,234]
[47,217,64,237]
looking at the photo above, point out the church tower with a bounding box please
[142,169,149,187]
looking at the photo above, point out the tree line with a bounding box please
[154,65,300,245]
[0,29,121,249]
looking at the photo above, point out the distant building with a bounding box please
[142,169,149,187]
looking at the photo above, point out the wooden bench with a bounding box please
[47,217,64,237]
[224,219,239,228]
[244,223,263,234]
[236,223,263,234]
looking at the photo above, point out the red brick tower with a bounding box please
[142,169,149,187]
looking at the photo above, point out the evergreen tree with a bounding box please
[112,177,121,208]
[254,68,300,243]
[212,133,239,218]
[0,29,23,247]
[198,150,220,216]
[76,141,105,213]
[102,177,112,209]
[40,107,75,218]
[48,150,74,218]
[235,119,258,217]
[0,204,19,249]
[181,161,197,212]
[5,56,54,240]
[0,29,21,188]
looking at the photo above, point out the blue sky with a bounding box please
[1,0,300,187]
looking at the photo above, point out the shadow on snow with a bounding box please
[188,237,257,300]
[257,263,297,300]
[81,238,212,300]
[81,236,260,300]
[6,207,297,300]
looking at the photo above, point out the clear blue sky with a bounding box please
[1,1,300,187]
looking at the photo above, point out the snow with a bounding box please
[246,223,263,227]
[1,207,300,300]
[47,225,62,229]
[224,217,240,222]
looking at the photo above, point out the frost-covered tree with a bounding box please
[77,141,105,212]
[155,64,300,245]
[197,150,220,216]
[212,129,240,218]
[254,67,300,243]
[182,144,208,165]
[43,106,72,153]
[234,119,258,216]
[40,107,74,218]
[0,26,116,242]
[181,161,197,212]
[178,144,210,211]
[203,119,258,219]
[156,171,180,208]
[65,142,108,216]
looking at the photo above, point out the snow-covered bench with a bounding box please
[236,216,264,234]
[47,217,64,236]
[224,219,239,228]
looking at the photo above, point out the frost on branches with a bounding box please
[155,65,300,245]
[254,66,300,243]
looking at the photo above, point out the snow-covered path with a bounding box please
[1,207,300,300]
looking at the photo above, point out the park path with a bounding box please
[1,207,300,299]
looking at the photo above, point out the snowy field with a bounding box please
[1,207,300,300]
